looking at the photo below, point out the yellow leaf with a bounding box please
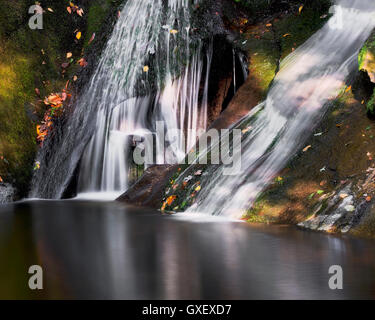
[299,5,304,14]
[170,29,178,34]
[195,186,201,192]
[143,65,149,72]
[76,31,81,40]
[47,8,53,12]
[283,33,291,37]
[345,85,352,93]
[66,52,72,59]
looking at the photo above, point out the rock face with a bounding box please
[0,183,15,204]
[209,73,262,130]
[118,0,333,210]
[117,165,178,209]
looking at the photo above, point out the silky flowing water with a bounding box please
[187,0,375,217]
[30,0,210,199]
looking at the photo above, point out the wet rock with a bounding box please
[209,73,262,130]
[117,165,178,209]
[0,183,15,204]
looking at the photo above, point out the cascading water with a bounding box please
[185,0,375,217]
[30,0,212,199]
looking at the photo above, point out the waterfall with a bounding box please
[187,0,375,217]
[30,0,211,199]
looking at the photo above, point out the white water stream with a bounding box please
[188,0,375,217]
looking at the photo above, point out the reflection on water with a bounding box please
[0,200,375,299]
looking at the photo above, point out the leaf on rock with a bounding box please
[302,145,311,152]
[166,195,177,206]
[77,58,88,67]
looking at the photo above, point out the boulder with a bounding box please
[117,165,178,209]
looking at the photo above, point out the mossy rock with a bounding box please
[359,31,375,83]
[358,31,375,115]
[0,0,120,196]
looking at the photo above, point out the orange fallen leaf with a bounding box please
[67,7,72,14]
[161,202,167,211]
[0,176,3,183]
[77,58,88,67]
[345,85,352,93]
[266,23,272,27]
[320,180,327,186]
[283,33,291,37]
[76,31,82,40]
[166,195,177,206]
[303,145,311,152]
[366,196,372,202]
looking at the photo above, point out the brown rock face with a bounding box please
[117,165,178,208]
[209,74,262,130]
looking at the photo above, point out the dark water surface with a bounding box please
[0,200,374,299]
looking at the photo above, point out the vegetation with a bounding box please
[0,0,120,196]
